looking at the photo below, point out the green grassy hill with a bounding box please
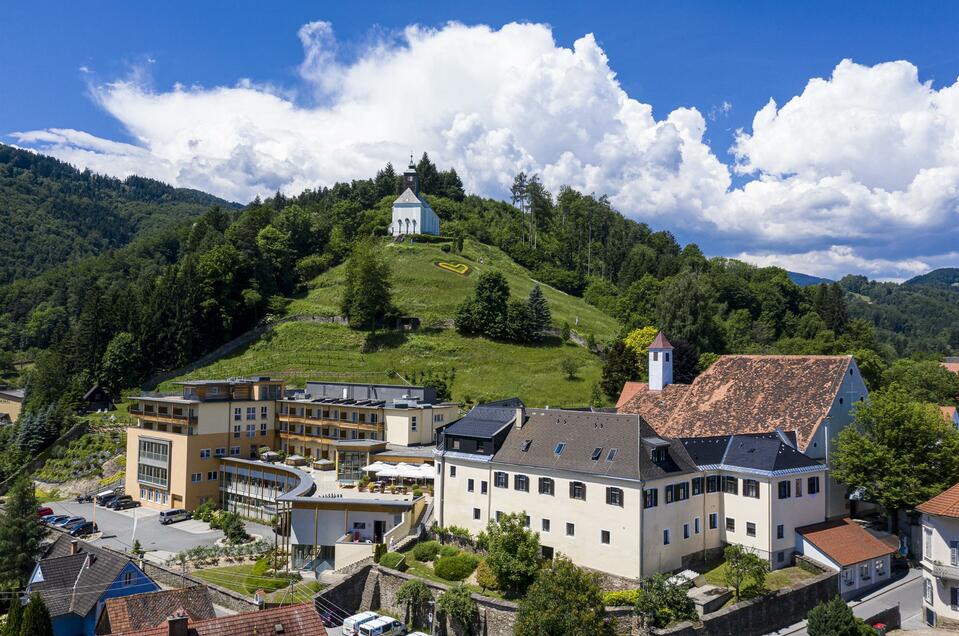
[167,239,620,407]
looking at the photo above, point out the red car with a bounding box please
[37,506,53,518]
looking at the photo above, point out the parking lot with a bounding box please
[46,500,275,557]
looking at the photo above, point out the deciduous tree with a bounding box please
[515,556,614,636]
[480,512,540,597]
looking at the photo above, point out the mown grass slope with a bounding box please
[170,238,620,407]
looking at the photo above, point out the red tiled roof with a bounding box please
[109,603,327,636]
[941,406,958,423]
[619,355,853,450]
[98,587,215,634]
[616,382,648,409]
[797,518,895,567]
[650,332,673,350]
[942,362,959,375]
[917,482,959,518]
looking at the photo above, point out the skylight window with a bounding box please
[554,442,566,455]
[591,447,603,461]
[606,448,618,462]
[520,439,532,452]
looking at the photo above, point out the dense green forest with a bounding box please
[904,267,959,289]
[1,147,958,480]
[0,144,236,283]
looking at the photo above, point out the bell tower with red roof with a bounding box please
[649,331,673,391]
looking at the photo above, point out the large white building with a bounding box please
[918,482,959,629]
[390,159,440,236]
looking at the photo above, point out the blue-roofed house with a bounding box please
[26,535,159,636]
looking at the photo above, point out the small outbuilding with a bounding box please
[82,384,115,413]
[796,517,896,599]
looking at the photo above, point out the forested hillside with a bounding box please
[0,144,236,283]
[904,268,959,289]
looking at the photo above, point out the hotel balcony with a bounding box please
[129,406,198,428]
[278,414,381,432]
[932,562,959,580]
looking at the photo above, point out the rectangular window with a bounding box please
[539,478,555,495]
[481,481,488,495]
[875,559,885,576]
[726,517,736,532]
[542,519,550,532]
[951,540,959,566]
[692,477,704,496]
[234,407,241,421]
[260,422,268,436]
[746,522,756,537]
[233,425,241,438]
[744,479,760,498]
[247,407,256,420]
[601,530,611,545]
[643,488,658,508]
[795,478,803,497]
[663,528,670,545]
[207,471,217,481]
[778,551,785,563]
[450,465,457,478]
[706,475,719,493]
[924,578,933,604]
[925,528,933,558]
[261,405,268,418]
[723,476,738,495]
[683,523,690,540]
[247,424,255,437]
[524,515,530,528]
[860,563,871,580]
[473,508,481,520]
[778,480,791,499]
[952,587,959,611]
[808,476,820,494]
[191,473,202,483]
[569,481,586,500]
[215,447,226,457]
[230,446,240,456]
[200,448,211,459]
[411,416,417,432]
[494,472,508,488]
[514,474,529,492]
[694,517,701,534]
[709,513,718,530]
[566,523,575,537]
[496,511,502,522]
[606,487,623,507]
[676,482,689,501]
[467,479,474,493]
[777,524,784,540]
[665,484,674,504]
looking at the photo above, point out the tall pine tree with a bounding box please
[0,478,45,590]
[526,285,551,341]
[1,594,23,636]
[18,594,53,636]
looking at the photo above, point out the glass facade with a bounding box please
[220,462,302,521]
[337,451,367,483]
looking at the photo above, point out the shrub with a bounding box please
[379,552,407,571]
[218,512,250,545]
[412,540,442,562]
[250,557,270,578]
[396,579,433,625]
[603,589,641,606]
[438,584,477,635]
[439,544,460,558]
[412,487,423,498]
[475,560,498,592]
[434,553,479,581]
[373,543,386,564]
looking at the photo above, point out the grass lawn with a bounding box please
[264,580,324,604]
[704,561,818,602]
[399,553,503,599]
[191,563,302,596]
[166,321,606,407]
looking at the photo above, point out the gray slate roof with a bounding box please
[443,401,521,439]
[394,188,424,205]
[31,535,143,618]
[493,409,698,481]
[681,432,821,474]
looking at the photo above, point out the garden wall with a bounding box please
[652,569,839,636]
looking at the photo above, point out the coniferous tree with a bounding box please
[374,162,399,198]
[0,478,45,590]
[340,240,394,330]
[526,285,551,341]
[18,593,53,636]
[1,595,23,636]
[807,595,868,636]
[415,153,441,195]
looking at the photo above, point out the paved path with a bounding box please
[766,567,924,635]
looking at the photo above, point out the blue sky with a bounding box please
[4,1,959,280]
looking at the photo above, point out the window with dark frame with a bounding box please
[569,481,586,500]
[494,472,508,488]
[606,487,623,507]
[746,522,756,537]
[514,474,529,492]
[539,477,554,495]
[692,477,704,495]
[706,475,719,493]
[723,476,738,495]
[726,517,735,532]
[601,530,611,545]
[808,476,820,494]
[778,480,791,499]
[643,488,658,508]
[743,479,760,498]
[709,513,718,529]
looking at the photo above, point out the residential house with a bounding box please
[619,333,869,518]
[105,603,327,635]
[95,587,215,635]
[27,536,159,636]
[82,385,115,413]
[796,518,895,599]
[917,482,959,629]
[435,400,828,580]
[0,387,24,424]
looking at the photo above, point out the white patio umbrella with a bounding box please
[361,461,392,473]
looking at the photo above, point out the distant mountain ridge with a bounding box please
[787,271,833,287]
[0,144,238,284]
[904,268,959,289]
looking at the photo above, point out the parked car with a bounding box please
[159,509,191,525]
[343,612,381,636]
[358,617,407,636]
[113,499,141,510]
[69,521,98,537]
[44,514,68,525]
[106,495,133,509]
[62,518,88,531]
[37,506,53,518]
[75,493,93,503]
[96,489,122,506]
[55,516,84,528]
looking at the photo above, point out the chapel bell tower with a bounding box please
[404,155,419,195]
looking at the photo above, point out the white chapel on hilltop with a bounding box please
[390,157,440,236]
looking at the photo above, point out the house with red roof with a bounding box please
[917,482,959,629]
[796,517,895,599]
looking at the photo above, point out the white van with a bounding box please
[342,611,380,636]
[358,617,406,636]
[158,509,191,525]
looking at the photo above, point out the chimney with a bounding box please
[515,406,526,429]
[167,613,189,636]
[70,540,79,555]
[254,588,267,609]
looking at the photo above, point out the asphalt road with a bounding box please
[766,567,925,635]
[47,500,275,557]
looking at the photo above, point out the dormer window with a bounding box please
[651,447,668,463]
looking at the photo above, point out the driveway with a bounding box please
[766,567,924,635]
[47,500,275,556]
